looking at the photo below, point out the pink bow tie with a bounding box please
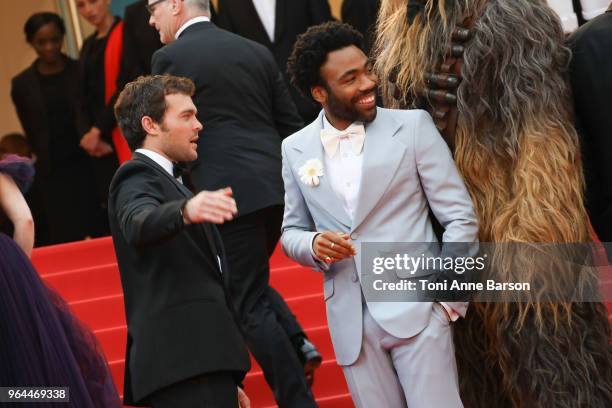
[320,123,366,158]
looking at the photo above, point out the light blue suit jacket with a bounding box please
[281,108,478,365]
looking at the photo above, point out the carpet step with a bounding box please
[33,237,117,274]
[69,292,327,334]
[43,264,122,302]
[41,261,322,304]
[96,324,335,369]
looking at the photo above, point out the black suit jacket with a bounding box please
[108,153,249,405]
[215,0,332,122]
[11,56,89,175]
[152,22,303,216]
[567,6,612,257]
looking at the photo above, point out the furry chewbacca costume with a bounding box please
[374,1,612,406]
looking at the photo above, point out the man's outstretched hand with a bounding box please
[183,187,238,225]
[313,231,357,264]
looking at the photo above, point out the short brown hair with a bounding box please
[114,75,195,151]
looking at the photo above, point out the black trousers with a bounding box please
[149,372,237,408]
[218,205,316,408]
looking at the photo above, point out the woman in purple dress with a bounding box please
[0,154,121,407]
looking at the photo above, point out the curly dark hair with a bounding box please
[114,75,195,151]
[287,22,364,103]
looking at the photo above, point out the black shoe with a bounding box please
[294,337,322,387]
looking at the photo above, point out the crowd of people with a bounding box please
[1,0,611,407]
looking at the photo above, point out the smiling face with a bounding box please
[29,22,63,65]
[143,93,202,162]
[75,0,111,28]
[313,45,378,129]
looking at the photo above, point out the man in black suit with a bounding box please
[567,3,612,262]
[148,1,319,407]
[110,75,251,407]
[215,0,333,123]
[117,0,219,89]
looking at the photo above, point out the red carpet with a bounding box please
[32,237,354,408]
[32,238,612,407]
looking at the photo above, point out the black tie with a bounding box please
[173,162,187,179]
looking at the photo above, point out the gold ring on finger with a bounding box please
[330,242,335,249]
[325,256,332,263]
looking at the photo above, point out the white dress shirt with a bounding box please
[175,15,211,39]
[311,116,459,321]
[135,148,183,184]
[321,115,364,221]
[252,0,276,42]
[136,148,173,175]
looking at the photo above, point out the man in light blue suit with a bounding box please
[283,22,478,407]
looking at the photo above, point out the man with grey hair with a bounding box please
[148,1,319,407]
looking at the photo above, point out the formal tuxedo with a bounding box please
[568,5,612,261]
[215,0,333,122]
[151,22,315,407]
[108,152,249,406]
[281,108,478,407]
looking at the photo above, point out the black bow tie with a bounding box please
[173,162,188,179]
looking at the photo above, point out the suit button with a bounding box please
[350,233,358,240]
[351,273,359,282]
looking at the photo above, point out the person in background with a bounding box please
[0,153,121,407]
[11,12,101,245]
[567,2,612,262]
[215,0,333,123]
[77,0,130,236]
[149,1,319,406]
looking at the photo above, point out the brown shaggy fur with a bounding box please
[374,1,612,406]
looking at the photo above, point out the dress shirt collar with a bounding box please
[322,114,363,132]
[175,15,210,39]
[136,148,174,177]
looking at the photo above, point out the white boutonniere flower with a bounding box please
[298,158,324,187]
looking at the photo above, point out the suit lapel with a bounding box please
[351,109,405,231]
[292,112,352,228]
[201,223,223,275]
[133,152,192,198]
[135,153,225,275]
[274,0,285,44]
[243,0,273,46]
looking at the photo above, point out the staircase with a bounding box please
[31,238,612,407]
[32,237,354,408]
